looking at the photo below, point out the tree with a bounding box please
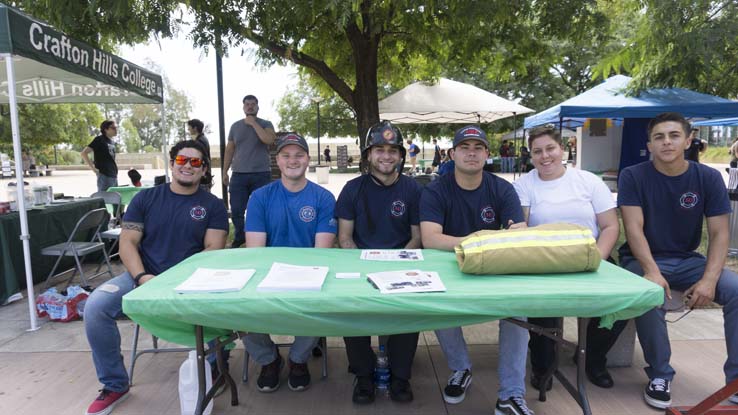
[276,79,356,138]
[119,118,142,153]
[11,0,608,149]
[594,1,738,98]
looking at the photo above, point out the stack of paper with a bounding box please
[366,270,446,294]
[360,249,424,261]
[257,262,329,292]
[175,268,256,293]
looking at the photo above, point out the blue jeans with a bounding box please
[436,318,529,400]
[208,334,319,368]
[229,172,271,247]
[97,174,118,193]
[84,272,135,392]
[622,255,738,382]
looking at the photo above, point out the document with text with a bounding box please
[175,268,256,293]
[257,262,329,292]
[366,270,446,294]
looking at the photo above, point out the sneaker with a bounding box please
[644,378,671,409]
[443,369,472,404]
[352,376,375,405]
[495,396,535,415]
[287,359,311,391]
[729,393,738,405]
[389,377,413,403]
[257,354,283,392]
[86,389,129,415]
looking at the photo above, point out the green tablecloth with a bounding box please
[106,186,148,205]
[123,248,663,347]
[0,198,105,304]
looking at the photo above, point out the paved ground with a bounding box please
[1,163,736,414]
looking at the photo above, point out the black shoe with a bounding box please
[586,366,614,389]
[495,396,534,415]
[389,378,413,403]
[256,354,283,392]
[312,344,323,357]
[352,376,375,405]
[529,372,552,392]
[287,359,311,391]
[644,378,671,409]
[443,369,472,404]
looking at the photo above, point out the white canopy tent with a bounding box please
[0,4,164,330]
[378,77,533,124]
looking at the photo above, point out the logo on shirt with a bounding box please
[391,200,406,217]
[480,206,496,224]
[679,192,699,209]
[299,206,316,222]
[190,206,207,221]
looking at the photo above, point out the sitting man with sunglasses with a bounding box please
[618,112,737,410]
[83,140,228,415]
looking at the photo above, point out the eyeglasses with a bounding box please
[661,294,693,323]
[174,155,204,168]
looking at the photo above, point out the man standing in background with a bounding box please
[82,120,119,192]
[222,95,277,248]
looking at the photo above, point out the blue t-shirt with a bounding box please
[437,160,455,176]
[123,184,229,275]
[246,180,337,247]
[408,143,420,157]
[420,171,524,236]
[617,161,731,259]
[335,174,421,249]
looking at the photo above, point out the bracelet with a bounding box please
[133,272,148,286]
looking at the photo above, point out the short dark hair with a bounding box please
[169,140,209,166]
[187,119,204,134]
[647,112,691,139]
[527,125,562,147]
[242,95,258,104]
[100,120,115,134]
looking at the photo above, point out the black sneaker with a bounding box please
[495,396,535,415]
[729,393,738,405]
[389,377,413,403]
[644,378,671,409]
[529,372,552,392]
[287,359,311,391]
[443,369,472,404]
[256,354,283,392]
[352,376,375,405]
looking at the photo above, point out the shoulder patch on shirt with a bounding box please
[190,205,208,221]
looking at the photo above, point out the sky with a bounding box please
[120,34,298,135]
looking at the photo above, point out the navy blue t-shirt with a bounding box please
[123,184,229,275]
[335,174,421,249]
[420,171,524,236]
[617,161,731,259]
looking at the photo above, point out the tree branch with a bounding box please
[238,28,355,108]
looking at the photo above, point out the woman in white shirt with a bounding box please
[513,125,623,392]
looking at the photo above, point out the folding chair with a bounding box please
[241,337,328,383]
[41,208,114,289]
[128,323,193,385]
[90,191,122,261]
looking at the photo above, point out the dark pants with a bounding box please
[528,317,628,374]
[344,333,419,380]
[229,171,271,247]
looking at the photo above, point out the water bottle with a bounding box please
[374,345,390,394]
[179,350,213,415]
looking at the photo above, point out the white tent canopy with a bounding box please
[378,78,534,124]
[0,4,164,331]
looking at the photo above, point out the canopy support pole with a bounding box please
[161,100,169,181]
[513,112,518,180]
[216,50,227,208]
[2,53,39,331]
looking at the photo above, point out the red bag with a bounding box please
[36,287,89,322]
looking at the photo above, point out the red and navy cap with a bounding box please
[453,125,488,148]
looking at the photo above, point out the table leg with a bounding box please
[575,318,593,415]
[195,325,207,415]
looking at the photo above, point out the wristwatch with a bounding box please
[133,272,148,286]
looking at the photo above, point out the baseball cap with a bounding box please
[453,125,488,148]
[276,133,309,154]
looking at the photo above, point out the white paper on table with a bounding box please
[335,272,361,279]
[359,249,424,261]
[175,268,256,293]
[257,262,329,292]
[366,270,446,294]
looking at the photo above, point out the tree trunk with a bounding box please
[346,8,380,151]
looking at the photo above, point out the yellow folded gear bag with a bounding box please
[454,223,601,275]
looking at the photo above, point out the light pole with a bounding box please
[311,97,324,165]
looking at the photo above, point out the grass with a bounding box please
[701,146,734,163]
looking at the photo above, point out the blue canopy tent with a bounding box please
[693,117,738,127]
[524,75,738,171]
